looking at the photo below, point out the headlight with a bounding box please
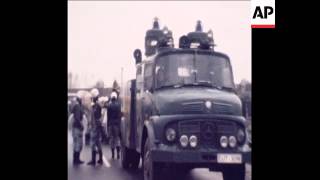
[180,135,189,147]
[237,129,245,144]
[220,136,228,148]
[190,42,200,48]
[165,128,176,142]
[229,136,237,148]
[150,40,158,46]
[189,135,198,148]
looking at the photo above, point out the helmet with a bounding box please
[98,96,108,103]
[83,91,92,106]
[110,92,118,99]
[97,97,104,107]
[76,90,86,104]
[90,88,99,97]
[76,90,85,99]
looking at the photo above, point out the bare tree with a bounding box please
[112,80,120,90]
[95,80,104,89]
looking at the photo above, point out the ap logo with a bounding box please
[251,0,275,28]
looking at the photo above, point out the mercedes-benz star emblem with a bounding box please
[205,101,212,109]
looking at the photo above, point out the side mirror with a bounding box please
[133,49,142,64]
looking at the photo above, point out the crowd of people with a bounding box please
[68,88,122,166]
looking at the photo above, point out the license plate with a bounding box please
[217,154,242,164]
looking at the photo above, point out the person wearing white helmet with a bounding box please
[87,88,104,166]
[90,88,99,99]
[106,91,122,159]
[98,96,109,145]
[110,91,117,100]
[70,91,85,165]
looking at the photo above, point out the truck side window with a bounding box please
[136,66,142,93]
[144,63,153,91]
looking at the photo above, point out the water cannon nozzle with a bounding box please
[196,20,202,32]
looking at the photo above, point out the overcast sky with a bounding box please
[68,1,251,88]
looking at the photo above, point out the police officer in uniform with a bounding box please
[107,91,121,159]
[100,96,109,145]
[87,88,104,166]
[71,91,85,165]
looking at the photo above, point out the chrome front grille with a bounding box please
[182,102,204,114]
[178,120,237,147]
[217,122,237,134]
[181,101,234,115]
[179,121,201,134]
[200,122,216,145]
[213,102,233,114]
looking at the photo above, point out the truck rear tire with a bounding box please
[222,164,245,180]
[143,137,161,180]
[121,145,130,169]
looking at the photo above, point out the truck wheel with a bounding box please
[143,138,161,180]
[222,164,245,180]
[130,150,140,170]
[121,145,130,169]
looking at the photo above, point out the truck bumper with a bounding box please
[151,144,251,167]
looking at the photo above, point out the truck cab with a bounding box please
[120,18,251,180]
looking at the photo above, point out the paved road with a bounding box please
[68,131,251,180]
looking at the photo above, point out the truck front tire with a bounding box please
[143,137,161,180]
[222,164,245,180]
[130,150,140,169]
[121,144,140,170]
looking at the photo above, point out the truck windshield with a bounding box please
[155,53,234,90]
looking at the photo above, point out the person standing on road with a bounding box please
[71,91,85,165]
[100,96,109,145]
[106,91,121,159]
[82,91,93,146]
[87,88,104,166]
